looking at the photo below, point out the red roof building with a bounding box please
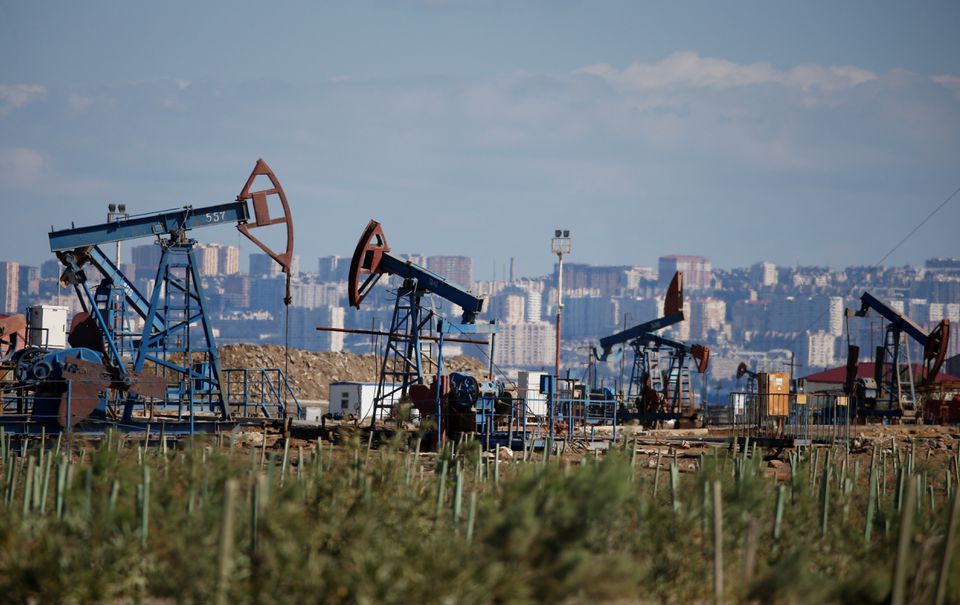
[801,363,959,390]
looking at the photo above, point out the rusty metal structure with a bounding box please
[343,219,617,450]
[346,219,489,431]
[845,291,950,420]
[0,160,299,436]
[596,273,708,425]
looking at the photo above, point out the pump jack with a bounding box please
[845,291,950,419]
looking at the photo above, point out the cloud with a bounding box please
[0,84,47,116]
[67,93,96,111]
[0,55,957,268]
[0,147,45,186]
[932,74,960,99]
[577,51,876,92]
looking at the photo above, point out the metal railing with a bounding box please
[0,368,302,435]
[222,368,302,419]
[444,389,618,451]
[708,391,850,445]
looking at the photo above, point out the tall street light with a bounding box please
[107,203,129,266]
[107,204,129,349]
[551,229,571,382]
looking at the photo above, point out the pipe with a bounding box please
[315,325,489,346]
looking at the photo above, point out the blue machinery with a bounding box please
[0,159,300,435]
[623,332,710,417]
[347,219,487,428]
[845,291,950,419]
[597,272,708,424]
[346,220,618,449]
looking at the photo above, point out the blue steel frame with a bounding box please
[368,256,485,426]
[853,292,930,413]
[370,280,433,425]
[45,201,296,433]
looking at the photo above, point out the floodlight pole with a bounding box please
[551,229,571,382]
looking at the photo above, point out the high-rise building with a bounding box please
[249,275,286,312]
[924,257,960,277]
[196,244,220,276]
[40,259,61,280]
[731,295,843,339]
[493,321,555,368]
[487,292,526,324]
[658,255,712,290]
[523,287,542,323]
[288,306,345,352]
[131,244,163,281]
[18,265,40,297]
[426,256,473,289]
[318,256,348,283]
[290,280,345,308]
[799,331,836,369]
[0,261,20,313]
[750,261,778,288]
[249,253,281,278]
[690,297,727,339]
[562,296,618,339]
[219,246,240,275]
[555,264,649,297]
[221,275,251,310]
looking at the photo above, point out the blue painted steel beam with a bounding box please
[379,252,484,320]
[857,292,929,344]
[599,311,684,360]
[633,332,690,354]
[437,319,497,334]
[49,201,250,251]
[87,245,165,332]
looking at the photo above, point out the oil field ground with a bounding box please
[2,423,960,604]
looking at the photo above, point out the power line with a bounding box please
[875,183,960,266]
[794,181,960,355]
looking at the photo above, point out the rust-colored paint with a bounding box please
[0,313,26,360]
[921,319,950,388]
[57,356,168,428]
[663,271,684,317]
[67,312,105,353]
[348,219,391,308]
[236,159,294,304]
[58,356,113,427]
[691,344,710,374]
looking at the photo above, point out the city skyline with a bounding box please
[3,248,957,382]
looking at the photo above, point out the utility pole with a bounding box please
[551,229,571,382]
[106,203,129,266]
[106,203,129,351]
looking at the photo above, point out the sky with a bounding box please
[1,0,959,279]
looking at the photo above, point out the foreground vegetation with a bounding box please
[0,430,959,604]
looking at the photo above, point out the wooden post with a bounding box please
[670,464,681,513]
[466,492,477,543]
[934,485,960,605]
[891,475,917,605]
[865,461,877,543]
[140,466,151,549]
[773,485,786,542]
[216,479,238,605]
[713,480,724,605]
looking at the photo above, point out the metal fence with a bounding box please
[0,368,301,436]
[707,391,850,445]
[453,387,618,451]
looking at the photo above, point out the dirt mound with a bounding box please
[219,344,488,401]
